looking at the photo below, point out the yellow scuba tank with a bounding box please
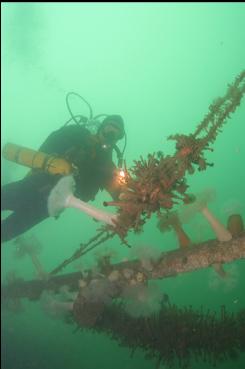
[2,143,74,175]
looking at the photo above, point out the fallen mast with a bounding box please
[2,232,245,302]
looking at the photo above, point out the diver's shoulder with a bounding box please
[58,124,91,136]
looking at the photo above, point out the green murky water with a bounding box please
[1,3,245,369]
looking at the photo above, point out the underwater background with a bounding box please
[1,2,245,369]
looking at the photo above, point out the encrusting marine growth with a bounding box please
[51,70,245,274]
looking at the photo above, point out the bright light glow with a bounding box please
[117,169,126,185]
[119,169,125,178]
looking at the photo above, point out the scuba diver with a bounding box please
[1,94,126,243]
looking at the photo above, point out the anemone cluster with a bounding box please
[106,70,245,240]
[110,145,214,240]
[112,152,191,237]
[49,71,245,273]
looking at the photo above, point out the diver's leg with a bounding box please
[1,173,62,243]
[1,209,48,243]
[1,181,25,211]
[1,173,60,211]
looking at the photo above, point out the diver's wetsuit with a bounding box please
[1,125,117,243]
